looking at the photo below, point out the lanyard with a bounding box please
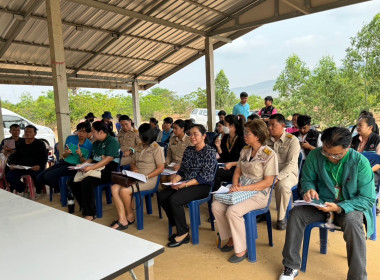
[328,160,344,187]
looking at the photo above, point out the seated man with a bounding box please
[267,114,300,230]
[0,123,23,157]
[117,115,141,166]
[258,96,277,122]
[156,117,173,144]
[279,127,375,280]
[285,113,300,134]
[35,122,93,194]
[292,115,321,159]
[6,125,48,196]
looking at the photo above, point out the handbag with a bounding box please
[111,172,142,210]
[73,166,105,182]
[214,176,258,205]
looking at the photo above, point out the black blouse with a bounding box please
[218,134,246,163]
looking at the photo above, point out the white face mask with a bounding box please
[223,126,230,134]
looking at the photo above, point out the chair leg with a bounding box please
[49,186,53,202]
[59,176,71,207]
[244,212,257,263]
[157,191,162,219]
[145,194,153,215]
[319,227,328,254]
[208,200,215,231]
[22,175,35,200]
[105,185,112,204]
[301,223,322,272]
[189,202,200,245]
[265,210,273,247]
[370,205,377,241]
[95,186,103,218]
[135,194,145,230]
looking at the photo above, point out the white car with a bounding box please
[2,108,56,148]
[190,108,220,129]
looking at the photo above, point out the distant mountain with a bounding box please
[231,80,278,98]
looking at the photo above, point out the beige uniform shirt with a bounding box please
[237,145,278,182]
[133,141,165,175]
[266,132,300,181]
[118,128,141,165]
[166,134,193,165]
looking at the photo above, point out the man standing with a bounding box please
[258,96,277,122]
[232,92,250,120]
[292,115,321,160]
[6,125,47,196]
[279,127,375,280]
[267,114,300,230]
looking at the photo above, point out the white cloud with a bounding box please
[284,35,324,48]
[217,34,270,55]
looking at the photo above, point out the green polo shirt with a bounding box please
[92,135,120,163]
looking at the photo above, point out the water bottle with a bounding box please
[67,186,75,214]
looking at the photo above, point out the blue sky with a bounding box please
[1,1,379,103]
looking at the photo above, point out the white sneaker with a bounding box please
[279,267,299,280]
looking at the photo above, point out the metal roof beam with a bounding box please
[0,0,43,59]
[281,0,311,14]
[180,0,227,17]
[67,0,207,36]
[0,7,202,52]
[0,37,178,66]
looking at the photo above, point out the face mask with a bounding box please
[223,127,230,134]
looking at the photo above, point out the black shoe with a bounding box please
[256,214,266,223]
[168,233,177,242]
[220,244,234,252]
[277,219,287,230]
[167,234,190,248]
[228,252,248,263]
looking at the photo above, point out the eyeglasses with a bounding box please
[321,149,347,160]
[243,131,253,136]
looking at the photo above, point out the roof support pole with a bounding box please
[45,0,71,157]
[205,37,215,132]
[132,81,141,128]
[0,98,4,140]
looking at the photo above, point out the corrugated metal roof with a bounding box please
[0,0,369,90]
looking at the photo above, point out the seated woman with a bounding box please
[212,119,278,263]
[213,115,246,191]
[69,121,120,221]
[117,115,141,166]
[159,124,217,248]
[162,119,192,183]
[111,123,165,230]
[36,122,93,193]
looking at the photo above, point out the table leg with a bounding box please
[144,259,154,280]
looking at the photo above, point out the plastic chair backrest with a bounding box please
[206,132,217,145]
[116,150,123,172]
[266,177,277,208]
[157,142,168,158]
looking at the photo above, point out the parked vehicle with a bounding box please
[1,108,56,148]
[190,108,220,129]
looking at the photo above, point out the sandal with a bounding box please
[127,219,135,225]
[112,221,129,231]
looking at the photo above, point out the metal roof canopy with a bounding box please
[0,0,369,149]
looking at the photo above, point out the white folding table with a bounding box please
[0,189,164,280]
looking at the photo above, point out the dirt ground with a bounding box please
[37,192,380,280]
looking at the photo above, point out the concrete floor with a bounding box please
[39,192,380,280]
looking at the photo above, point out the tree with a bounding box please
[215,70,238,111]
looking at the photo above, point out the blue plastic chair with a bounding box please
[206,132,217,144]
[133,174,162,230]
[168,162,218,244]
[95,151,123,218]
[157,142,168,158]
[285,152,304,220]
[243,177,277,262]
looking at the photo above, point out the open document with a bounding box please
[161,168,177,175]
[293,200,326,208]
[112,170,147,183]
[7,164,31,170]
[162,181,187,186]
[68,163,94,170]
[211,184,232,194]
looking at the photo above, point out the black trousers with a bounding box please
[158,184,210,236]
[35,160,76,193]
[6,169,43,193]
[68,175,109,217]
[213,167,235,191]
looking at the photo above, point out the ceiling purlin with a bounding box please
[0,0,43,58]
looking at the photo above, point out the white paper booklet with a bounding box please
[162,181,187,186]
[7,164,31,170]
[293,199,326,208]
[211,184,232,194]
[161,168,177,175]
[68,163,95,170]
[120,170,147,183]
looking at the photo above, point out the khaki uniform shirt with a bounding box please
[266,132,300,181]
[133,141,165,176]
[166,134,193,165]
[237,145,278,182]
[118,128,141,165]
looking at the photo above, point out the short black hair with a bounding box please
[359,110,373,117]
[25,124,37,132]
[321,127,352,148]
[150,117,158,125]
[9,124,20,129]
[247,114,260,121]
[269,114,285,124]
[359,115,376,129]
[119,115,131,122]
[218,110,227,116]
[297,115,311,127]
[174,119,186,129]
[92,121,108,133]
[217,120,225,126]
[292,113,300,117]
[265,96,273,101]
[163,117,173,124]
[76,122,91,133]
[138,123,156,145]
[240,92,248,98]
[184,119,194,131]
[191,124,208,144]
